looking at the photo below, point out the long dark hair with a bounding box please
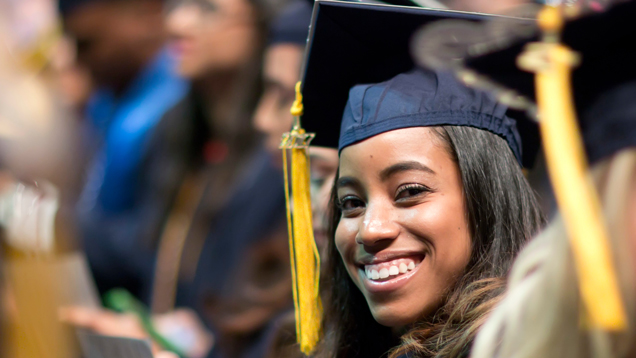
[316,126,545,358]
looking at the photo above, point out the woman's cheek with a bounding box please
[403,199,470,265]
[401,203,451,240]
[334,219,359,258]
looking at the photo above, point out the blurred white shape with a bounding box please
[0,179,59,253]
[0,14,78,187]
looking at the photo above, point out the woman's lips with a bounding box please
[356,254,425,293]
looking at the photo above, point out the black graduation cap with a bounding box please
[299,0,540,167]
[58,0,102,16]
[461,0,636,163]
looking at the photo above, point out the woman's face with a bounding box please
[253,44,304,155]
[309,146,339,254]
[335,127,472,328]
[165,0,259,78]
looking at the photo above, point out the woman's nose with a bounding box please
[356,203,399,247]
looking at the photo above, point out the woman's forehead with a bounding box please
[337,127,450,178]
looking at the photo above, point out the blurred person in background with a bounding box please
[0,2,100,357]
[252,0,337,255]
[456,3,636,357]
[250,1,338,356]
[153,1,300,357]
[62,0,296,356]
[59,0,194,303]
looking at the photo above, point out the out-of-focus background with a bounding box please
[0,0,586,357]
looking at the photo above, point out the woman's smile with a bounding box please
[358,258,421,293]
[355,253,425,293]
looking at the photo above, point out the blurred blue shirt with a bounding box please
[80,49,188,213]
[77,48,190,302]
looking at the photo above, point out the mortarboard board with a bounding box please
[413,1,636,331]
[58,0,162,16]
[299,0,540,167]
[58,0,104,16]
[281,1,536,355]
[339,68,524,164]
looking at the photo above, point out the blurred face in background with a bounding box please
[253,43,303,154]
[64,0,165,92]
[252,42,339,252]
[309,147,339,253]
[165,0,260,78]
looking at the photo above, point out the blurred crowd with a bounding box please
[0,0,611,358]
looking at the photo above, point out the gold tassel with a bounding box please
[281,82,323,354]
[517,6,627,330]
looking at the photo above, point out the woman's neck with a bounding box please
[391,325,407,338]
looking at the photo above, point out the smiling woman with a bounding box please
[318,69,544,358]
[281,3,547,357]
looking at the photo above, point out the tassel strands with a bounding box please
[517,6,627,330]
[281,82,323,354]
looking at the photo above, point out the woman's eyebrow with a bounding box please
[379,161,436,181]
[336,176,361,189]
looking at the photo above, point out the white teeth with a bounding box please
[389,266,399,276]
[379,268,389,279]
[364,259,420,281]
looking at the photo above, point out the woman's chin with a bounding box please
[369,305,419,329]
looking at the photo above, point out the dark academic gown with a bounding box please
[76,49,192,303]
[173,148,292,358]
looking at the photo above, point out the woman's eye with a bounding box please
[338,196,365,212]
[395,184,429,201]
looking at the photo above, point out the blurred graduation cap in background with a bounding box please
[58,0,101,16]
[466,0,636,164]
[413,0,636,163]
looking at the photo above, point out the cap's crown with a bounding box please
[339,69,523,165]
